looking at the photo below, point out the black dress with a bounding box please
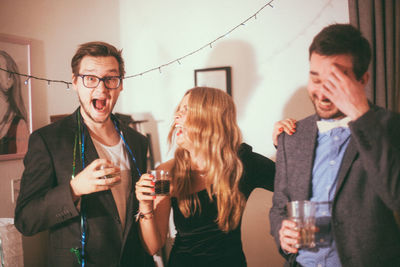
[167,143,275,267]
[0,115,21,154]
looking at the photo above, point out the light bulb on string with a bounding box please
[0,0,274,84]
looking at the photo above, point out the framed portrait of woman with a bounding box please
[0,34,32,160]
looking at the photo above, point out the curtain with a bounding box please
[348,0,400,112]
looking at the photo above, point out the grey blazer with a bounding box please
[269,105,400,267]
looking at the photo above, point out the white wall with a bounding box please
[0,0,349,266]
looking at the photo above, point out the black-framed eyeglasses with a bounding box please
[77,74,122,90]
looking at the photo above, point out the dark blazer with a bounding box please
[269,105,400,267]
[15,109,155,267]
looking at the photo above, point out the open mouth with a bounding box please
[92,99,106,111]
[313,94,333,110]
[318,99,333,109]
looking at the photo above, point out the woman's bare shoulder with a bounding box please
[156,159,175,172]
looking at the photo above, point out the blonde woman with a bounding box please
[135,87,276,266]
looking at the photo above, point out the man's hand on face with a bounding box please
[322,64,370,120]
[70,158,121,199]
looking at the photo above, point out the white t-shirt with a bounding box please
[92,137,131,230]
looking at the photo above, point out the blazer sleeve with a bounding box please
[349,107,400,210]
[269,133,291,258]
[14,130,79,236]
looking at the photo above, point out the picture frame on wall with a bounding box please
[194,66,232,96]
[0,34,32,161]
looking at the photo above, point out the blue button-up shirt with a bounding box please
[296,123,351,267]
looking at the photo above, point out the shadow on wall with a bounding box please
[242,189,285,267]
[268,86,314,163]
[282,86,315,120]
[130,112,163,169]
[204,40,261,119]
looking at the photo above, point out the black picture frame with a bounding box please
[194,66,232,96]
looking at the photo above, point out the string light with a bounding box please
[118,0,274,79]
[0,0,274,85]
[0,66,72,88]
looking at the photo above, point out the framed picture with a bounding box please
[0,34,32,160]
[194,66,232,96]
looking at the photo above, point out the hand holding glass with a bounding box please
[286,200,316,249]
[100,164,120,179]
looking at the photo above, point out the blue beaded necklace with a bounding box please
[70,110,142,266]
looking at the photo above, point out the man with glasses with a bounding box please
[15,42,155,267]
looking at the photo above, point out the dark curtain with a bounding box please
[348,0,400,112]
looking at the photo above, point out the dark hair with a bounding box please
[71,41,125,77]
[309,24,371,80]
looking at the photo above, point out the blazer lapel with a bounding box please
[295,115,319,200]
[334,137,358,198]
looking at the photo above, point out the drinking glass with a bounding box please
[286,200,316,248]
[149,170,170,196]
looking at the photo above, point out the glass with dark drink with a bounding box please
[149,170,170,196]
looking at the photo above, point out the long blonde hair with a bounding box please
[168,87,245,232]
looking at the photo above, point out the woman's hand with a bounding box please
[272,118,297,147]
[135,173,155,212]
[135,171,172,255]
